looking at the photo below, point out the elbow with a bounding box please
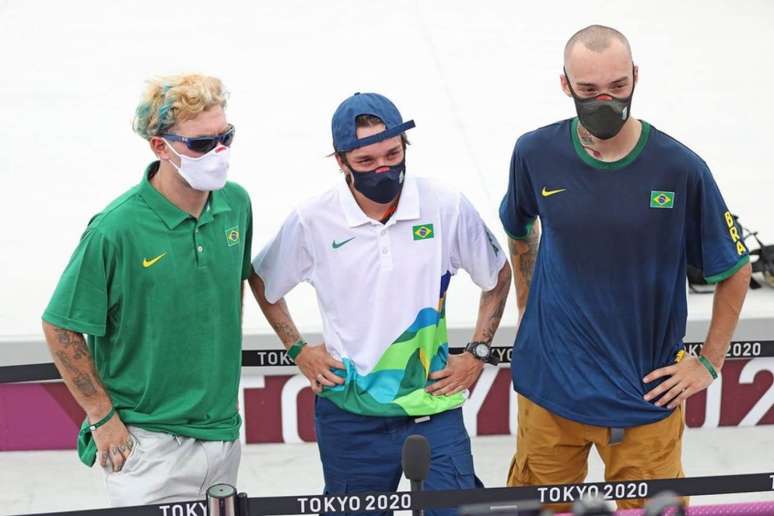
[247,271,267,302]
[500,260,512,287]
[492,261,511,299]
[720,262,752,290]
[736,262,753,285]
[732,262,753,284]
[41,319,56,336]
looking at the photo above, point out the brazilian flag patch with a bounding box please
[225,226,240,247]
[413,224,434,240]
[650,191,675,209]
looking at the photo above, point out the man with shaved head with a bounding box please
[499,25,751,510]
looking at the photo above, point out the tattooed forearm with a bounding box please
[474,263,512,343]
[519,229,539,287]
[54,327,89,359]
[43,322,111,417]
[248,272,303,346]
[268,300,302,345]
[73,370,99,397]
[53,349,98,397]
[271,320,302,345]
[508,219,541,315]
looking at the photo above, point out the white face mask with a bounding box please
[164,140,230,191]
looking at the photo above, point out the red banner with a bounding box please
[1,359,772,450]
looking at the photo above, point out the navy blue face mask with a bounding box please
[347,159,406,204]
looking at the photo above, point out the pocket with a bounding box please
[450,452,479,489]
[506,452,531,486]
[103,431,141,475]
[120,432,141,473]
[675,403,685,439]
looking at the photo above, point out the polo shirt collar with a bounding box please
[208,186,232,215]
[139,161,232,230]
[337,176,421,228]
[392,176,420,222]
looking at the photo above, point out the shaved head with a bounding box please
[564,25,632,67]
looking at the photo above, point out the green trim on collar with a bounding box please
[704,256,750,284]
[571,118,651,171]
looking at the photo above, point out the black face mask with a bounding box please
[346,159,405,204]
[565,67,635,140]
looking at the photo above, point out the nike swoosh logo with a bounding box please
[541,187,566,197]
[332,237,355,249]
[142,252,167,268]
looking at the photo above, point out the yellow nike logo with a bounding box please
[541,187,566,197]
[142,252,167,268]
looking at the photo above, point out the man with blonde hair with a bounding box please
[42,73,252,506]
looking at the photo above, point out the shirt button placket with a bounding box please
[378,227,393,270]
[194,223,204,266]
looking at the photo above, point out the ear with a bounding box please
[633,64,639,87]
[149,136,170,160]
[560,73,572,98]
[334,153,349,174]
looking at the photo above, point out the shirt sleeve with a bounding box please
[251,209,314,303]
[686,164,750,284]
[450,194,508,291]
[42,227,114,337]
[499,138,539,240]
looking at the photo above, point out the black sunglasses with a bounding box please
[163,124,235,154]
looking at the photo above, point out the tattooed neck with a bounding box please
[577,124,602,158]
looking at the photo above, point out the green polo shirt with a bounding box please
[43,162,252,466]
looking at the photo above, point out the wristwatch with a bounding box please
[464,341,499,365]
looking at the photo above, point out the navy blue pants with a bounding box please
[314,397,483,516]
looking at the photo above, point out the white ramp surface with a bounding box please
[1,0,773,338]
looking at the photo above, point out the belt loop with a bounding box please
[414,416,431,424]
[608,427,624,445]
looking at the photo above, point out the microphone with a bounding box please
[402,434,432,516]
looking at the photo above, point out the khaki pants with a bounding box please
[507,395,685,512]
[102,426,241,507]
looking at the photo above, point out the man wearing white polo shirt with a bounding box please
[249,92,511,514]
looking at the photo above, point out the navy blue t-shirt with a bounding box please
[499,118,749,427]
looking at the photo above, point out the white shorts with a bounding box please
[102,425,241,507]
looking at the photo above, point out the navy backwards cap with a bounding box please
[332,92,416,152]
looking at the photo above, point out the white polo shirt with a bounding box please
[253,176,506,416]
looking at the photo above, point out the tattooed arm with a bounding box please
[426,260,512,397]
[471,261,512,343]
[508,218,541,323]
[41,321,132,471]
[247,271,343,394]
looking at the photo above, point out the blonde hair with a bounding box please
[133,74,228,140]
